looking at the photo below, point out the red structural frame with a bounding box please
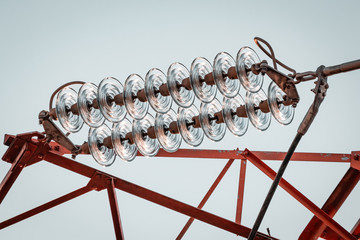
[0,131,359,239]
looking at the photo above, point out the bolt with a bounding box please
[54,146,60,151]
[37,153,44,159]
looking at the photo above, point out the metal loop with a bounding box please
[254,37,296,77]
[49,81,85,111]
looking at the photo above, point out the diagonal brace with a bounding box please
[0,185,92,230]
[176,159,235,240]
[244,150,356,240]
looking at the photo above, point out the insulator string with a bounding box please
[49,45,297,163]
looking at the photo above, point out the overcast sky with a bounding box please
[0,0,359,239]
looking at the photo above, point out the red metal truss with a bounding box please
[0,132,358,239]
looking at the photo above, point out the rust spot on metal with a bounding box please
[322,153,332,157]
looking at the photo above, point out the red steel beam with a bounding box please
[0,162,24,205]
[113,177,275,240]
[299,167,360,240]
[107,179,124,240]
[251,151,351,163]
[142,149,351,162]
[0,141,28,204]
[176,159,235,240]
[42,151,275,239]
[0,186,92,230]
[45,151,96,178]
[315,219,360,240]
[150,148,246,160]
[0,134,354,239]
[244,149,356,240]
[48,141,351,162]
[235,159,247,224]
[351,219,360,238]
[312,218,360,240]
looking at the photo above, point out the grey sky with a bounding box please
[0,0,359,239]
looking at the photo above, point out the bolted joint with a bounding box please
[242,149,250,156]
[350,151,360,171]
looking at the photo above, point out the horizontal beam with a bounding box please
[149,148,246,160]
[251,151,351,162]
[48,141,352,162]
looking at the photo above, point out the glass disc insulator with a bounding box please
[78,82,105,128]
[222,94,249,136]
[268,81,295,125]
[245,89,271,131]
[177,105,204,147]
[236,47,263,93]
[55,87,84,133]
[132,114,159,157]
[88,124,116,167]
[167,62,195,108]
[98,77,126,123]
[124,74,149,120]
[213,52,240,98]
[200,98,226,142]
[190,57,217,103]
[112,118,137,162]
[155,109,181,153]
[145,68,172,113]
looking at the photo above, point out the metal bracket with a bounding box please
[252,60,300,106]
[297,66,329,135]
[38,110,79,154]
